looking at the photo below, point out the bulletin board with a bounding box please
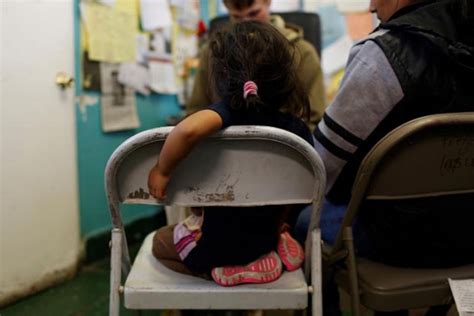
[75,0,207,239]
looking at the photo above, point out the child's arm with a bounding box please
[148,109,223,200]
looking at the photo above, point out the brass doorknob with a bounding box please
[56,72,74,89]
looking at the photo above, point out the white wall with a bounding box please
[0,0,80,306]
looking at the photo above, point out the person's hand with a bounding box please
[148,163,170,201]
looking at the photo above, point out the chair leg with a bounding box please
[110,228,123,316]
[311,229,323,316]
[343,227,360,316]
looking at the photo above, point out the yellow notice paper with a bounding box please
[81,2,137,62]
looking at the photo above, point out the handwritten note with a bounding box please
[449,278,474,315]
[80,2,137,62]
[439,136,474,176]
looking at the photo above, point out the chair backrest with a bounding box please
[209,12,322,56]
[333,112,474,250]
[105,125,325,236]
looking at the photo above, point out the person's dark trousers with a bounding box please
[323,273,342,316]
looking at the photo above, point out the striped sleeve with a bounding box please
[315,39,404,193]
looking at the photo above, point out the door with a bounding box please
[1,0,80,304]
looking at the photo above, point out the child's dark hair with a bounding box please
[208,21,310,120]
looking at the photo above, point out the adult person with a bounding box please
[295,0,474,314]
[187,0,326,131]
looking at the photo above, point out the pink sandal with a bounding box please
[211,251,282,286]
[277,231,304,271]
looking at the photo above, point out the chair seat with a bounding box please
[124,232,309,310]
[336,258,474,311]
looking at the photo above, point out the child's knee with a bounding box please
[152,225,175,260]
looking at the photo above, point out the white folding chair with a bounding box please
[105,126,326,316]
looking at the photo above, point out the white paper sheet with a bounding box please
[449,279,474,315]
[101,94,140,132]
[322,35,353,76]
[140,0,172,31]
[173,33,198,104]
[270,0,300,12]
[118,63,150,95]
[149,61,177,94]
[173,0,199,30]
[100,63,140,132]
[149,30,172,59]
[136,33,150,64]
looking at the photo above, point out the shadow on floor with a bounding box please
[0,241,457,316]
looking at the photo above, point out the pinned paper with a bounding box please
[98,0,115,7]
[173,0,200,30]
[100,63,140,132]
[270,0,300,12]
[149,61,177,94]
[118,63,151,95]
[140,0,173,31]
[80,2,137,62]
[150,30,172,59]
[136,33,150,64]
[449,279,474,315]
[173,32,198,103]
[322,35,353,76]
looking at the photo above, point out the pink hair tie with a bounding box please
[243,81,258,99]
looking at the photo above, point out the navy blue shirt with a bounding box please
[183,102,313,274]
[209,101,314,146]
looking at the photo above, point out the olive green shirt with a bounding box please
[186,15,326,132]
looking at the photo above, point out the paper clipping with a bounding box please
[100,63,140,132]
[449,278,474,316]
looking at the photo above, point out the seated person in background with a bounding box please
[187,0,326,132]
[148,21,309,287]
[295,0,474,314]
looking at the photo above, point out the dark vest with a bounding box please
[372,0,474,115]
[364,0,474,267]
[332,0,474,267]
[329,0,474,206]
